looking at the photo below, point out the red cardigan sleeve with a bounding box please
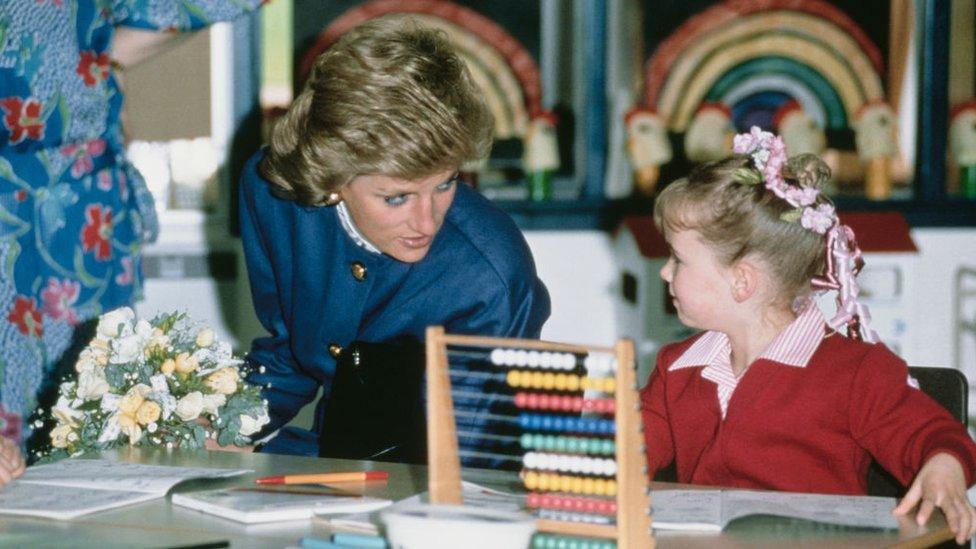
[640,346,678,478]
[848,344,976,487]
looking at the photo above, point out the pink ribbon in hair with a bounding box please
[811,224,879,343]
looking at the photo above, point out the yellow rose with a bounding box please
[118,384,151,415]
[159,358,176,375]
[117,413,142,444]
[195,328,215,348]
[50,425,74,449]
[135,400,162,425]
[175,352,198,374]
[206,367,240,395]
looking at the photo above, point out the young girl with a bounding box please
[641,127,976,544]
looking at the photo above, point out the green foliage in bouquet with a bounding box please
[35,308,269,461]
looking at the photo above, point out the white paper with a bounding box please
[0,459,251,520]
[651,489,899,531]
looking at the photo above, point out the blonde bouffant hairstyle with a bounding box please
[653,154,834,305]
[259,16,494,207]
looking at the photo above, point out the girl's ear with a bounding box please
[730,260,761,302]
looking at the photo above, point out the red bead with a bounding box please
[527,492,540,507]
[515,393,527,408]
[537,393,550,410]
[526,393,540,409]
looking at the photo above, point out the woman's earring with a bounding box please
[324,192,341,206]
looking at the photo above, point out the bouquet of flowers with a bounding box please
[36,307,269,460]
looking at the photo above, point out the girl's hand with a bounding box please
[0,437,26,488]
[893,453,976,544]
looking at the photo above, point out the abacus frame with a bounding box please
[424,326,654,549]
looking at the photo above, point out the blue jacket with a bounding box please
[239,151,551,456]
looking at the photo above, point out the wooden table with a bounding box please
[0,448,954,548]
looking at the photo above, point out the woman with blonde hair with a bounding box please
[239,18,550,459]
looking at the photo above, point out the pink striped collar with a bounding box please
[669,300,827,372]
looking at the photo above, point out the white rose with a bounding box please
[111,334,143,364]
[76,370,109,401]
[75,349,99,373]
[52,395,84,427]
[97,307,135,339]
[238,412,269,436]
[195,328,215,348]
[175,391,205,421]
[201,393,226,416]
[134,319,153,339]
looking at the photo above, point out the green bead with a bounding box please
[521,433,533,449]
[544,434,556,450]
[555,436,568,452]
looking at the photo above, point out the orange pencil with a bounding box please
[255,471,389,485]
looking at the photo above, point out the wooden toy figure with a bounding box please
[774,100,827,157]
[950,100,976,199]
[853,101,898,200]
[523,111,559,201]
[625,108,673,197]
[683,102,733,163]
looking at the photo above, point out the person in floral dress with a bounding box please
[0,0,263,458]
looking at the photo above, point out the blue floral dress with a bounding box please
[0,0,262,445]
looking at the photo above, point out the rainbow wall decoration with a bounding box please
[300,0,543,140]
[640,0,886,133]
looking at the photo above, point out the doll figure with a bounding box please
[683,102,733,163]
[774,100,827,157]
[625,108,673,196]
[949,100,976,199]
[853,101,898,200]
[523,111,559,201]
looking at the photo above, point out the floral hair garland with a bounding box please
[731,126,878,343]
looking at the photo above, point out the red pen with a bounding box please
[255,471,389,485]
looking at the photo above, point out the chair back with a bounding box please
[867,366,969,497]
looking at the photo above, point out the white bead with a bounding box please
[490,348,505,365]
[527,351,541,368]
[504,349,518,366]
[563,353,576,370]
[515,350,529,367]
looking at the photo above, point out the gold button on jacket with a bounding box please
[350,262,367,281]
[328,343,343,358]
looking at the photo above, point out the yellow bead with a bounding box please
[582,477,595,495]
[566,374,580,391]
[538,473,551,491]
[542,372,556,390]
[507,370,521,388]
[571,476,584,493]
[531,371,545,389]
[523,471,538,490]
[607,480,618,497]
[603,377,616,393]
[559,475,573,492]
[554,374,568,391]
[595,479,609,496]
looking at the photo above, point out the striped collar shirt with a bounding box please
[668,300,827,418]
[336,201,381,254]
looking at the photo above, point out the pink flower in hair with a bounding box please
[785,186,819,207]
[800,204,836,234]
[732,127,763,154]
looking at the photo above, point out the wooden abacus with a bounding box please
[425,326,654,549]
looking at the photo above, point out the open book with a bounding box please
[652,489,900,531]
[172,488,392,523]
[0,459,250,520]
